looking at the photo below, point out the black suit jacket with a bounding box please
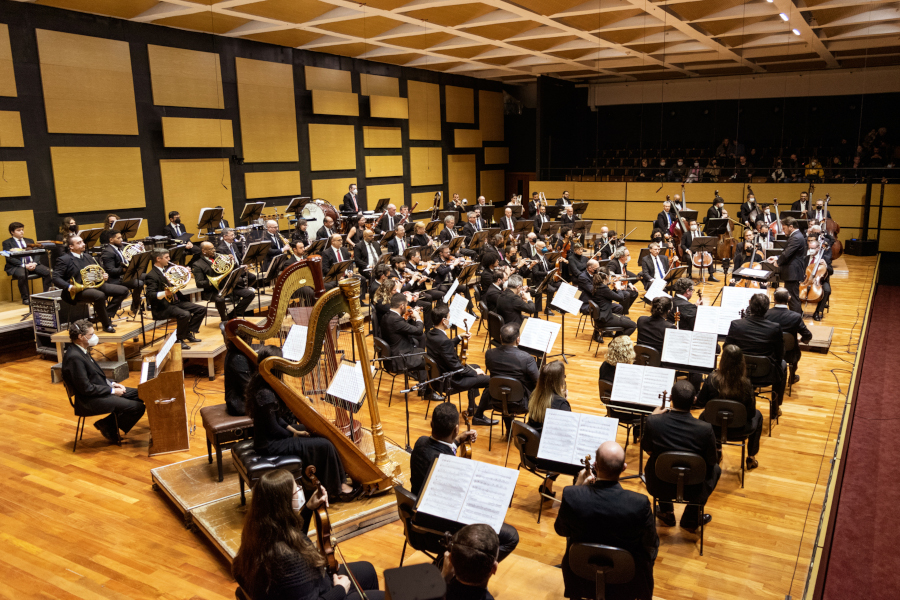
[353,239,381,273]
[342,192,362,213]
[636,315,675,354]
[52,252,102,305]
[386,236,408,257]
[499,215,516,231]
[216,241,246,263]
[533,214,549,234]
[100,244,128,284]
[191,256,221,301]
[483,284,501,313]
[739,202,759,226]
[62,343,114,411]
[460,223,479,245]
[639,254,669,283]
[163,223,190,240]
[496,289,534,328]
[425,328,477,387]
[592,283,625,322]
[725,314,784,368]
[791,199,811,213]
[704,205,721,228]
[655,210,674,234]
[321,245,351,275]
[559,213,576,227]
[315,227,336,240]
[575,269,594,309]
[568,252,588,280]
[666,295,697,331]
[555,481,658,600]
[378,212,399,233]
[642,410,719,506]
[144,266,188,315]
[382,309,424,368]
[3,237,38,273]
[485,345,538,399]
[776,230,807,282]
[410,435,455,496]
[766,306,811,363]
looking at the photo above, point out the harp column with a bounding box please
[339,277,401,480]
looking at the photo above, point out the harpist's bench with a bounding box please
[231,439,303,506]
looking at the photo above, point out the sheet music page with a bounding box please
[448,294,476,331]
[694,305,724,335]
[518,318,561,353]
[721,286,762,313]
[661,329,694,365]
[740,268,769,278]
[537,409,582,463]
[637,366,676,407]
[551,281,582,315]
[458,462,519,534]
[643,277,667,301]
[416,454,478,524]
[156,332,178,371]
[325,362,367,405]
[282,325,308,361]
[689,331,718,369]
[572,414,619,463]
[442,278,460,304]
[609,363,646,405]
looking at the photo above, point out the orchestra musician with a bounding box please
[766,288,812,373]
[533,203,550,236]
[99,213,121,245]
[474,206,488,230]
[353,229,382,303]
[438,215,460,244]
[441,525,502,600]
[482,323,538,431]
[724,293,787,409]
[559,205,576,227]
[639,242,670,290]
[522,232,539,260]
[144,248,206,350]
[754,219,774,250]
[392,255,436,326]
[378,204,399,233]
[680,219,719,282]
[757,203,776,229]
[739,193,759,230]
[556,190,572,206]
[730,232,766,286]
[163,211,197,257]
[655,199,676,234]
[636,296,676,354]
[321,234,352,289]
[599,227,618,260]
[342,182,363,214]
[214,206,229,231]
[4,221,52,305]
[483,269,505,313]
[283,240,316,305]
[809,199,832,223]
[671,193,685,211]
[315,216,337,240]
[607,247,639,313]
[448,192,463,211]
[479,253,500,294]
[412,221,432,248]
[576,259,600,314]
[223,335,253,417]
[495,274,534,328]
[791,191,812,216]
[766,216,806,313]
[528,191,540,217]
[461,211,483,244]
[56,216,78,245]
[382,293,434,397]
[290,217,310,246]
[192,242,255,322]
[529,241,558,317]
[263,220,291,272]
[589,268,637,338]
[805,233,833,322]
[665,277,701,331]
[100,230,144,315]
[704,196,725,227]
[386,224,409,256]
[52,235,129,334]
[500,207,516,232]
[567,242,588,280]
[216,229,257,287]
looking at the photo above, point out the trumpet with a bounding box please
[121,241,145,266]
[69,257,106,299]
[163,264,192,300]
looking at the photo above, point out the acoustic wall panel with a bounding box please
[0,162,30,198]
[365,155,403,178]
[484,147,509,165]
[81,219,150,242]
[454,129,482,148]
[0,111,24,146]
[0,25,16,97]
[161,117,233,148]
[0,210,37,301]
[479,90,504,142]
[410,147,443,187]
[245,171,302,200]
[412,191,440,212]
[480,170,504,205]
[360,74,399,97]
[448,154,476,202]
[51,147,144,212]
[36,30,138,135]
[445,85,474,124]
[236,57,299,163]
[159,159,233,235]
[408,80,440,141]
[305,66,352,92]
[148,45,224,109]
[312,178,356,207]
[370,95,408,119]
[583,201,626,222]
[312,90,359,116]
[363,126,402,149]
[367,183,405,208]
[308,124,357,171]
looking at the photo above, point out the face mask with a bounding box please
[292,487,304,512]
[690,225,697,232]
[87,334,99,347]
[677,161,683,166]
[816,206,823,211]
[764,209,770,214]
[694,162,699,167]
[749,199,755,204]
[174,217,181,224]
[541,247,548,253]
[808,248,817,256]
[69,224,78,232]
[660,161,666,167]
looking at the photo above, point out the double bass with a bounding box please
[713,191,737,264]
[821,194,843,260]
[668,194,690,262]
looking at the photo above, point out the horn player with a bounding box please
[192,241,256,323]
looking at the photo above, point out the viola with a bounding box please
[305,465,338,575]
[458,413,473,459]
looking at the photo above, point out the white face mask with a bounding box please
[808,248,817,256]
[87,334,99,347]
[690,225,697,232]
[677,161,683,166]
[765,209,770,214]
[693,162,699,167]
[292,486,304,512]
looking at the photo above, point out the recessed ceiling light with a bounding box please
[792,28,801,35]
[780,13,789,21]
[766,0,774,2]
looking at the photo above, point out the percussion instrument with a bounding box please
[301,199,340,238]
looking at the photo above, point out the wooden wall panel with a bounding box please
[528,181,568,199]
[308,124,357,171]
[159,159,233,235]
[575,182,627,200]
[883,186,900,206]
[454,129,482,148]
[583,200,626,221]
[0,24,17,97]
[36,30,138,135]
[448,154,476,202]
[625,202,660,222]
[367,183,405,208]
[236,57,299,163]
[0,210,37,301]
[484,147,509,165]
[365,155,403,178]
[445,86,474,124]
[147,45,224,109]
[408,80,441,141]
[312,178,356,207]
[305,66,351,92]
[370,95,408,119]
[412,191,440,212]
[245,171,302,200]
[480,170,504,205]
[479,90,504,142]
[879,229,900,253]
[363,126,402,149]
[312,90,359,116]
[161,117,233,148]
[0,111,24,146]
[360,74,399,97]
[0,162,30,198]
[51,147,144,212]
[410,147,443,187]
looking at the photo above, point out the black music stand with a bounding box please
[374,197,390,213]
[325,260,354,284]
[679,209,698,224]
[509,205,523,219]
[243,240,273,312]
[513,220,533,239]
[572,202,588,216]
[480,205,496,224]
[240,202,265,225]
[731,264,776,286]
[448,236,466,255]
[123,251,152,345]
[198,207,224,246]
[78,228,104,251]
[286,197,307,214]
[305,239,326,256]
[404,245,426,260]
[469,231,489,252]
[573,219,593,243]
[485,227,502,240]
[113,218,142,242]
[544,205,563,220]
[425,220,442,238]
[689,236,717,284]
[380,230,396,247]
[539,222,561,240]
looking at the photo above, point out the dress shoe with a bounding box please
[186,334,202,343]
[813,312,823,322]
[425,392,443,402]
[656,511,676,527]
[103,326,116,334]
[472,416,499,426]
[360,300,369,307]
[93,420,119,444]
[707,276,720,282]
[467,407,475,418]
[746,457,759,470]
[545,310,557,317]
[681,513,712,532]
[792,374,800,384]
[335,484,364,503]
[22,298,30,306]
[179,341,191,350]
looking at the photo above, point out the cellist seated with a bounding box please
[730,231,767,288]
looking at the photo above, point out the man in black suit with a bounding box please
[607,247,639,313]
[725,292,786,405]
[665,277,700,331]
[145,249,206,350]
[521,233,538,260]
[163,211,198,259]
[342,183,363,214]
[3,221,51,305]
[101,231,144,313]
[767,288,812,376]
[321,234,352,287]
[385,223,408,257]
[808,199,832,224]
[680,219,719,282]
[655,199,675,234]
[739,193,760,230]
[642,381,721,530]
[382,293,432,393]
[528,191,540,217]
[192,242,255,322]
[791,191,812,216]
[410,403,518,561]
[559,205,576,228]
[262,219,290,273]
[315,216,337,240]
[576,259,599,314]
[804,233,833,321]
[483,270,504,313]
[216,228,258,287]
[556,190,572,206]
[529,241,558,316]
[378,204,399,234]
[353,229,381,302]
[426,304,494,424]
[704,196,724,228]
[52,235,129,333]
[214,206,229,231]
[555,441,659,600]
[481,323,538,430]
[62,320,144,443]
[768,216,806,313]
[461,211,481,245]
[495,274,534,328]
[532,204,550,238]
[639,242,670,290]
[499,207,516,232]
[637,296,675,354]
[438,215,461,245]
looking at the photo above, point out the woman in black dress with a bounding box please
[525,361,571,498]
[590,268,637,337]
[233,469,384,600]
[636,296,675,354]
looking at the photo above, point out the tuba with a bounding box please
[208,253,236,290]
[163,264,192,298]
[121,241,145,265]
[69,257,106,299]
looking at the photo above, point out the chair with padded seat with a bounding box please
[200,404,254,482]
[394,485,447,566]
[633,344,661,367]
[651,451,709,555]
[374,336,408,408]
[598,379,642,454]
[231,439,303,506]
[743,354,778,435]
[782,332,798,397]
[587,302,624,356]
[487,311,504,349]
[423,355,461,419]
[510,420,582,523]
[486,377,527,452]
[568,543,636,600]
[701,399,750,487]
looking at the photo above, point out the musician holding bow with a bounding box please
[4,221,52,305]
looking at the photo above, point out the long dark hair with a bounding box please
[526,361,567,424]
[232,469,325,595]
[245,345,284,418]
[713,344,751,400]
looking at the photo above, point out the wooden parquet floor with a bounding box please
[0,245,877,600]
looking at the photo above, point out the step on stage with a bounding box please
[151,441,412,562]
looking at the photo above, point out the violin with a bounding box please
[799,241,828,305]
[460,322,469,366]
[305,466,338,574]
[458,413,473,459]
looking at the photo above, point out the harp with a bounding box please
[225,256,401,494]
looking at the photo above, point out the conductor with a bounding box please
[767,216,806,313]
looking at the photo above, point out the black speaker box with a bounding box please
[845,239,878,256]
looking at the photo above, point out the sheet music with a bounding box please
[551,281,582,315]
[518,318,560,353]
[156,332,178,371]
[638,366,677,406]
[661,329,717,368]
[325,361,367,406]
[643,277,667,301]
[721,286,762,312]
[442,279,460,304]
[739,268,769,278]
[694,305,732,336]
[689,331,718,369]
[538,409,618,465]
[610,364,676,407]
[448,294,476,331]
[282,325,308,362]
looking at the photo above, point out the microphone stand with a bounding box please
[400,367,466,451]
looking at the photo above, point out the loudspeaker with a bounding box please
[845,239,878,256]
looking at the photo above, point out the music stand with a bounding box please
[513,220,533,238]
[688,236,717,284]
[469,231,489,252]
[305,239,327,256]
[325,260,353,284]
[240,202,266,224]
[374,197,390,213]
[732,264,776,286]
[113,218,142,242]
[679,209,698,224]
[380,230,397,246]
[663,266,689,292]
[286,197,308,214]
[544,206,563,220]
[403,245,425,260]
[123,252,151,283]
[448,236,466,255]
[572,202,588,216]
[573,219,593,243]
[480,205,496,224]
[243,240,272,312]
[425,220,442,238]
[168,245,187,266]
[539,222,561,239]
[419,246,436,262]
[457,263,478,287]
[509,205,523,219]
[78,228,104,250]
[438,211,458,225]
[198,207,224,232]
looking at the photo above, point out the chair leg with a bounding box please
[240,477,246,506]
[537,489,544,524]
[399,539,407,567]
[216,444,224,482]
[206,436,213,463]
[740,441,746,489]
[377,369,384,397]
[504,433,514,467]
[73,417,84,452]
[700,505,705,556]
[488,418,494,451]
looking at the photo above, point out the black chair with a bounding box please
[598,379,641,454]
[61,378,119,451]
[8,271,41,305]
[477,300,489,336]
[374,336,407,408]
[510,420,581,523]
[568,543,636,600]
[486,376,526,453]
[487,311,504,349]
[588,302,624,356]
[394,485,447,566]
[576,300,595,337]
[652,451,709,555]
[702,399,750,487]
[423,355,461,418]
[235,587,250,600]
[743,354,778,435]
[783,332,798,397]
[633,344,661,367]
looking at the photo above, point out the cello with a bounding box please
[667,195,689,263]
[713,191,737,265]
[734,236,762,289]
[799,237,828,306]
[821,194,843,260]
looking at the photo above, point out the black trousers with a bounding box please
[341,561,384,600]
[452,367,490,414]
[79,387,145,434]
[154,300,206,339]
[815,281,831,313]
[654,464,721,526]
[212,287,255,321]
[109,277,143,310]
[75,284,128,328]
[597,306,637,337]
[784,280,802,313]
[531,280,558,314]
[9,264,51,300]
[264,436,347,497]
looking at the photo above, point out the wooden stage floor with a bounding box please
[0,245,877,600]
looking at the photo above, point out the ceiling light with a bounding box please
[766,0,774,2]
[792,28,801,35]
[780,13,789,21]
